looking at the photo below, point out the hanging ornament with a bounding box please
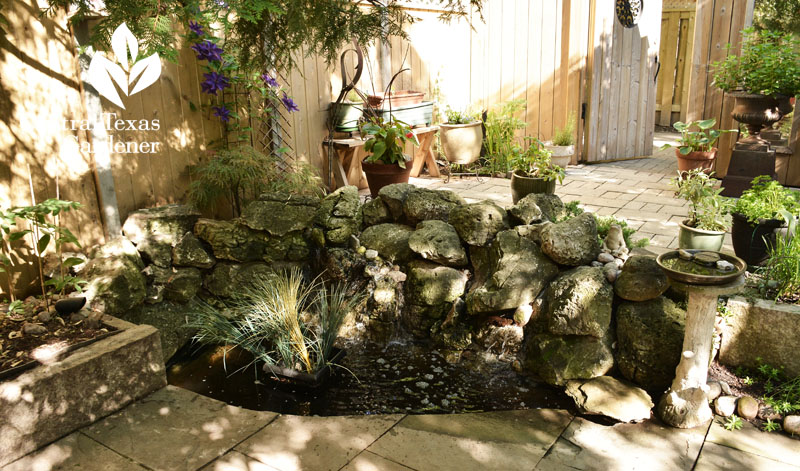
[616,0,643,28]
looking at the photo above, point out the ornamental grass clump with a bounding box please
[188,269,365,374]
[759,209,800,301]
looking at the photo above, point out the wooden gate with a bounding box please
[656,5,695,126]
[584,0,663,162]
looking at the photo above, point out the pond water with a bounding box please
[167,340,573,416]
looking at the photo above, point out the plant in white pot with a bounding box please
[440,108,483,165]
[670,168,733,251]
[542,115,576,168]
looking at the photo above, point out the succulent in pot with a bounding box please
[713,28,800,139]
[542,114,576,168]
[508,138,566,203]
[440,107,483,166]
[660,119,734,173]
[670,168,733,251]
[730,175,800,265]
[359,117,419,197]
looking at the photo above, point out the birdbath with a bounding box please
[655,250,746,429]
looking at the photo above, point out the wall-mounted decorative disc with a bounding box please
[616,0,643,28]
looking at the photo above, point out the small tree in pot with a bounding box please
[671,169,733,251]
[660,119,734,172]
[509,138,565,203]
[440,108,483,166]
[359,117,419,197]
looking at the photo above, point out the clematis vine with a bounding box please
[261,74,279,88]
[192,40,224,62]
[281,92,299,113]
[212,105,232,122]
[201,71,230,95]
[188,21,204,36]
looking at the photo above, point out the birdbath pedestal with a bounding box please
[657,277,744,429]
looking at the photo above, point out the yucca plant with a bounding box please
[187,268,364,375]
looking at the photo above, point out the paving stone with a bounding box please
[1,432,145,471]
[341,451,415,471]
[84,386,276,471]
[367,409,571,471]
[236,414,402,471]
[201,451,278,471]
[694,442,800,471]
[706,418,800,466]
[535,417,707,470]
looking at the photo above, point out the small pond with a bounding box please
[167,340,573,416]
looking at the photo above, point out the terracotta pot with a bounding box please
[678,220,725,251]
[362,158,412,198]
[730,92,793,137]
[730,211,784,266]
[510,172,556,204]
[366,90,424,108]
[440,121,483,165]
[675,148,717,173]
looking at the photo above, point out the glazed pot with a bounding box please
[730,211,785,266]
[329,101,363,132]
[440,121,483,165]
[362,158,412,198]
[675,148,717,173]
[730,92,793,138]
[678,220,725,251]
[510,172,556,204]
[543,143,575,168]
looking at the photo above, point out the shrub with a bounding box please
[551,114,576,147]
[483,99,526,174]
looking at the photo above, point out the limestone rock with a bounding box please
[508,195,544,225]
[403,303,452,338]
[90,237,144,270]
[314,186,362,246]
[122,205,200,267]
[706,381,722,401]
[172,232,215,268]
[737,396,759,420]
[524,333,615,386]
[475,324,524,355]
[403,188,465,225]
[360,224,415,264]
[565,376,654,422]
[545,266,613,338]
[316,247,367,284]
[22,323,47,335]
[614,255,670,302]
[362,197,392,226]
[431,299,473,351]
[714,396,737,417]
[84,253,146,315]
[378,183,414,220]
[784,416,800,436]
[408,220,467,267]
[203,262,282,298]
[466,230,558,314]
[405,260,468,306]
[241,193,318,236]
[540,213,601,266]
[615,296,685,391]
[449,201,509,247]
[125,301,195,361]
[518,193,566,222]
[514,223,551,244]
[194,219,268,262]
[163,267,202,303]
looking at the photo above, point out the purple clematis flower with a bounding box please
[191,40,224,62]
[281,92,299,112]
[260,73,279,88]
[212,105,231,123]
[201,72,230,95]
[188,21,204,36]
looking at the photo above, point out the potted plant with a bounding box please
[329,89,363,133]
[670,169,733,251]
[440,108,483,165]
[660,119,734,172]
[359,117,419,197]
[508,138,565,203]
[366,89,424,108]
[713,29,800,141]
[542,114,576,168]
[731,176,800,265]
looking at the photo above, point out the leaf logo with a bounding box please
[87,23,162,109]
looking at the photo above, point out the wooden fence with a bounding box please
[656,6,695,126]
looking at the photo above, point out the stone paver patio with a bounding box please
[406,132,733,253]
[4,386,799,470]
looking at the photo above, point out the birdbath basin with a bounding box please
[655,250,746,429]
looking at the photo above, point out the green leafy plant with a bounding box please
[6,299,23,316]
[483,99,526,174]
[723,415,744,431]
[660,119,734,155]
[188,145,321,217]
[713,28,800,97]
[557,200,585,222]
[751,358,800,416]
[360,117,418,168]
[508,138,565,183]
[594,215,650,248]
[187,268,365,374]
[758,209,800,300]
[670,169,733,231]
[733,176,800,223]
[444,107,480,125]
[551,114,576,147]
[763,418,782,433]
